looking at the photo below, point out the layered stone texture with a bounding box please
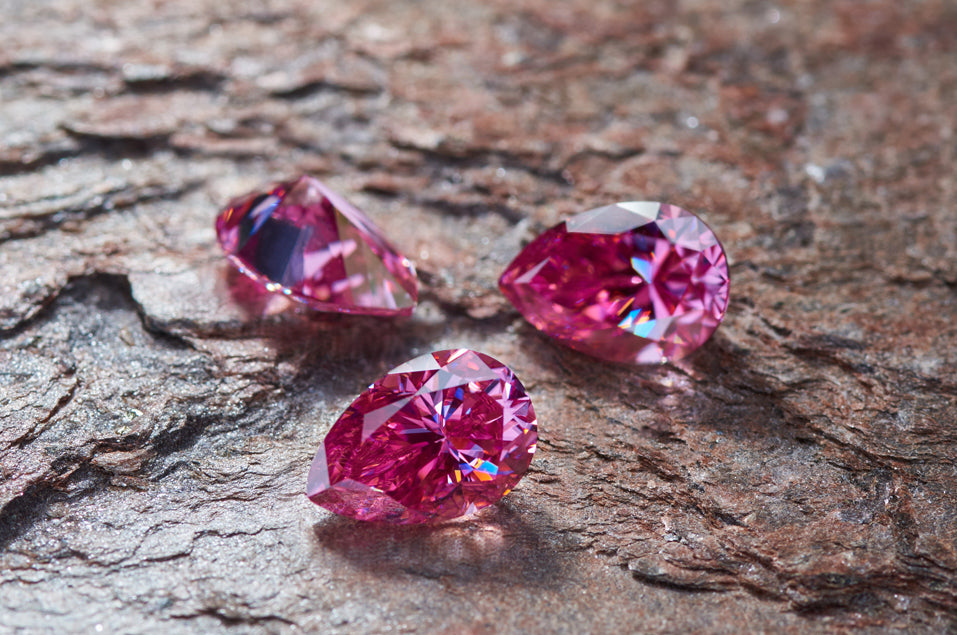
[499,202,730,364]
[216,175,418,316]
[307,349,538,523]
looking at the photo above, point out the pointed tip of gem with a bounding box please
[306,350,538,524]
[215,175,418,316]
[499,201,730,365]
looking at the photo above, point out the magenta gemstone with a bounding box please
[499,202,730,364]
[215,175,418,316]
[307,349,538,524]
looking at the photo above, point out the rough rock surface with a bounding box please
[1,0,955,632]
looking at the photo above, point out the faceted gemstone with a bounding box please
[307,349,538,524]
[499,202,730,364]
[215,175,418,316]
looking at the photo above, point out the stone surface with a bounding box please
[216,175,418,316]
[307,349,537,523]
[0,0,955,633]
[499,202,729,363]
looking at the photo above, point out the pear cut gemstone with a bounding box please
[307,349,538,524]
[499,202,730,364]
[215,175,418,316]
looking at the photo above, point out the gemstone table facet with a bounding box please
[215,175,418,316]
[499,202,730,364]
[307,349,538,523]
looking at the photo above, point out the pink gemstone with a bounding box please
[307,349,538,523]
[499,202,730,364]
[215,175,418,316]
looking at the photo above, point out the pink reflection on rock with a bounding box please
[215,175,418,316]
[499,202,730,364]
[223,264,296,317]
[307,349,538,524]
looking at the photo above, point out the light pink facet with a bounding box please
[306,349,538,524]
[215,175,418,316]
[499,202,730,364]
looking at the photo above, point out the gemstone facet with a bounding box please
[307,349,538,523]
[499,202,730,364]
[215,175,418,316]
